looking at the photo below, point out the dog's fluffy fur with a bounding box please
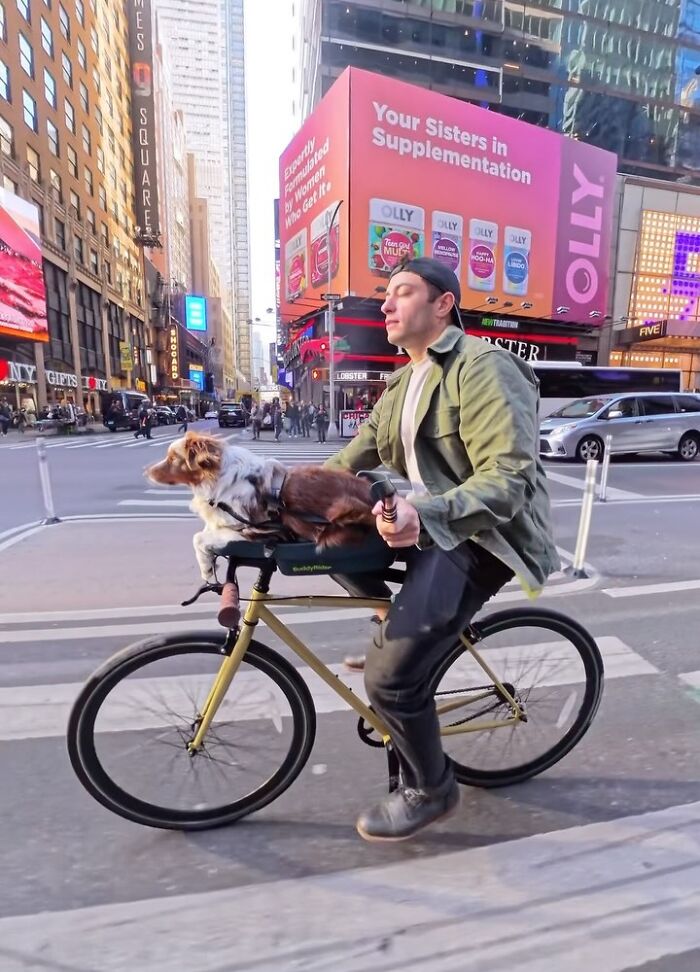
[146,432,375,581]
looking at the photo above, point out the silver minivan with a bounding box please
[539,392,700,462]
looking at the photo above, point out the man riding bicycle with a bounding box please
[324,257,559,842]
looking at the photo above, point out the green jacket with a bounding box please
[325,326,560,596]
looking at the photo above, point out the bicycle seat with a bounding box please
[214,534,396,576]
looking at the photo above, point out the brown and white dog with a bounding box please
[146,431,376,581]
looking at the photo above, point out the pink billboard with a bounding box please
[0,188,48,342]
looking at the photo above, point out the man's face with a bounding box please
[380,272,451,350]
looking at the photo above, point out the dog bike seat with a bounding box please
[213,533,396,576]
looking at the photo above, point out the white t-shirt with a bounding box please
[400,357,433,497]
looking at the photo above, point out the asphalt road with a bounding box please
[2,425,700,970]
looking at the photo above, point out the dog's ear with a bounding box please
[184,433,221,472]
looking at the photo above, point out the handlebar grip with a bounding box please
[370,478,398,524]
[217,581,241,630]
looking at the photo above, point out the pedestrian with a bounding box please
[300,401,311,438]
[316,403,329,443]
[134,400,154,440]
[273,403,284,442]
[251,402,263,440]
[289,401,301,437]
[324,256,558,841]
[175,403,189,433]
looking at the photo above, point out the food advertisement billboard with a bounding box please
[0,188,48,342]
[279,68,617,324]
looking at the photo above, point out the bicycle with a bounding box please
[67,529,604,832]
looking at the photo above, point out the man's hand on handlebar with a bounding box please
[372,496,421,548]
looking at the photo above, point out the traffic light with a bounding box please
[311,367,329,381]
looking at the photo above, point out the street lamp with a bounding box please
[324,200,343,440]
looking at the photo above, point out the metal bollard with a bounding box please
[36,438,61,525]
[598,434,613,502]
[569,458,598,578]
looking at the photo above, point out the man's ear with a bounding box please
[436,291,455,322]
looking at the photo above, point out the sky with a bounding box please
[244,0,296,344]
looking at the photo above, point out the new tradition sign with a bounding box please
[126,0,160,243]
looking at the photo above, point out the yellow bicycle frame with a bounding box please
[188,592,523,753]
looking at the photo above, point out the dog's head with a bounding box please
[146,432,223,487]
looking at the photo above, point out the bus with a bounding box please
[533,363,682,417]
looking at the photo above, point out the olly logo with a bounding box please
[381,203,415,223]
[565,163,605,304]
[438,217,459,232]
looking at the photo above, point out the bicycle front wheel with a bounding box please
[67,634,316,830]
[432,607,604,787]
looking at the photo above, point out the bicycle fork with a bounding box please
[187,589,264,754]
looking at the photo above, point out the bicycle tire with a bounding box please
[431,607,604,788]
[67,633,317,830]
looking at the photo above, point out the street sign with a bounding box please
[321,293,341,301]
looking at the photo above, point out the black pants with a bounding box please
[333,542,513,789]
[317,424,327,442]
[178,421,188,433]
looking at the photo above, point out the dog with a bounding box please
[146,431,376,581]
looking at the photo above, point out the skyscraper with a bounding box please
[295,0,700,184]
[154,0,252,383]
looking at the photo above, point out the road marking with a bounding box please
[546,470,641,500]
[117,498,191,507]
[603,578,700,598]
[2,801,700,972]
[143,488,191,495]
[0,524,46,554]
[0,636,655,740]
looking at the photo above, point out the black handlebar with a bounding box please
[357,471,398,524]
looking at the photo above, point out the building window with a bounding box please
[43,0,50,7]
[69,188,80,219]
[61,51,72,87]
[86,206,95,234]
[81,123,90,154]
[49,168,61,200]
[106,90,113,117]
[89,248,98,274]
[74,235,83,264]
[96,145,104,172]
[0,116,12,156]
[77,37,86,71]
[58,2,69,40]
[3,174,17,193]
[84,165,93,195]
[54,217,65,248]
[108,163,116,190]
[40,16,52,56]
[26,144,40,181]
[98,184,106,210]
[107,127,115,155]
[94,106,102,133]
[17,0,30,22]
[64,97,75,133]
[79,80,88,112]
[43,67,56,107]
[46,118,59,155]
[22,89,37,132]
[104,259,111,283]
[66,143,77,177]
[75,0,83,25]
[0,58,9,101]
[90,24,98,53]
[19,34,34,78]
[0,3,6,41]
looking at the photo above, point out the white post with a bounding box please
[598,435,613,502]
[326,200,343,441]
[36,438,60,524]
[570,458,598,578]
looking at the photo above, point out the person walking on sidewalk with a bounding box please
[134,401,154,440]
[251,402,263,440]
[0,397,12,436]
[175,403,189,433]
[323,256,558,842]
[273,402,284,442]
[315,403,329,443]
[289,401,301,438]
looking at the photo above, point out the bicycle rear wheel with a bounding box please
[67,634,316,830]
[432,607,603,787]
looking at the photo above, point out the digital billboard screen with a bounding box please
[279,68,617,325]
[185,294,207,331]
[188,363,205,390]
[0,188,48,342]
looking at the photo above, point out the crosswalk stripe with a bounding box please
[0,637,657,740]
[0,799,698,971]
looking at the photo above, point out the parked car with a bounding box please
[218,401,246,428]
[204,409,218,420]
[539,392,700,463]
[155,406,176,425]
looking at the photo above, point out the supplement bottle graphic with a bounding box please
[285,227,307,301]
[503,227,531,296]
[310,203,340,288]
[468,219,498,292]
[431,211,463,275]
[368,198,424,274]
